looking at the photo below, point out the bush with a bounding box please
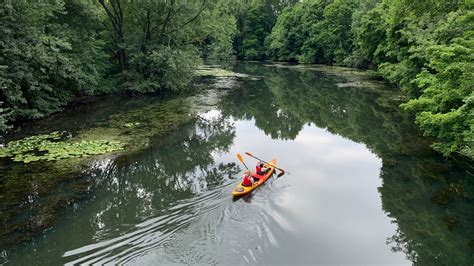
[127,47,201,93]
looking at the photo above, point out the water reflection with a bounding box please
[2,62,473,264]
[82,113,239,235]
[226,63,474,264]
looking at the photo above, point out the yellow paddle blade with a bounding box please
[237,153,244,163]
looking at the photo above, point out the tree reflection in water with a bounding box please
[2,62,472,264]
[83,113,239,241]
[221,62,474,264]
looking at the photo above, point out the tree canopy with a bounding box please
[0,0,472,160]
[0,0,236,130]
[263,0,473,159]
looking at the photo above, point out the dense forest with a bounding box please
[0,0,472,160]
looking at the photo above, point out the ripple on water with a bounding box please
[62,175,294,265]
[62,184,227,265]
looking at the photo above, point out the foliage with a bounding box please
[396,7,474,158]
[0,0,472,161]
[0,1,107,130]
[98,0,236,87]
[234,5,274,59]
[127,47,201,93]
[232,0,298,60]
[199,2,237,60]
[267,0,358,64]
[0,132,124,163]
[345,0,386,68]
[266,3,313,62]
[0,0,236,130]
[264,0,473,159]
[400,34,473,157]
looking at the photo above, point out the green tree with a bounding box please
[0,1,105,129]
[346,0,387,68]
[233,0,298,60]
[268,0,358,64]
[0,0,237,130]
[240,5,274,60]
[267,1,323,62]
[265,0,473,159]
[98,0,236,92]
[400,10,473,158]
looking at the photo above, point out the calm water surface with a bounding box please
[2,62,473,265]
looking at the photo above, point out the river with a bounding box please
[1,62,472,265]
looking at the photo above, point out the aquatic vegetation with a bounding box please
[264,63,384,90]
[194,65,262,89]
[77,98,193,153]
[0,132,124,163]
[195,66,249,78]
[124,122,141,128]
[0,96,194,249]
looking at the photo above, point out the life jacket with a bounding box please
[242,175,253,187]
[256,163,265,175]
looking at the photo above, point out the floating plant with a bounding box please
[124,122,141,128]
[0,132,124,163]
[195,66,249,78]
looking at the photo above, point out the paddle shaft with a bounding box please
[245,152,290,174]
[237,153,250,170]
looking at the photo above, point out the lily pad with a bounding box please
[0,132,124,163]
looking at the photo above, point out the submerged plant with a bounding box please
[0,132,124,163]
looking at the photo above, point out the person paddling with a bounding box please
[256,161,269,176]
[241,170,254,187]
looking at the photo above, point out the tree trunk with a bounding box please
[98,0,128,72]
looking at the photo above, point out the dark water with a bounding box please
[1,62,473,265]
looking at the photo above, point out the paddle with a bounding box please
[245,152,289,177]
[237,153,249,170]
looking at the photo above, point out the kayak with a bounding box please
[232,159,276,197]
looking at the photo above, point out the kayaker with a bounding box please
[256,161,269,176]
[241,170,254,187]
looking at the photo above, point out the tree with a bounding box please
[400,9,474,158]
[233,0,298,60]
[0,0,237,130]
[0,1,105,129]
[265,0,473,159]
[98,0,236,92]
[268,0,358,64]
[98,0,128,72]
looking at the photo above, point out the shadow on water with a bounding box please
[1,62,472,264]
[231,193,252,203]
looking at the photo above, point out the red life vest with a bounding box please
[242,175,253,187]
[256,162,266,175]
